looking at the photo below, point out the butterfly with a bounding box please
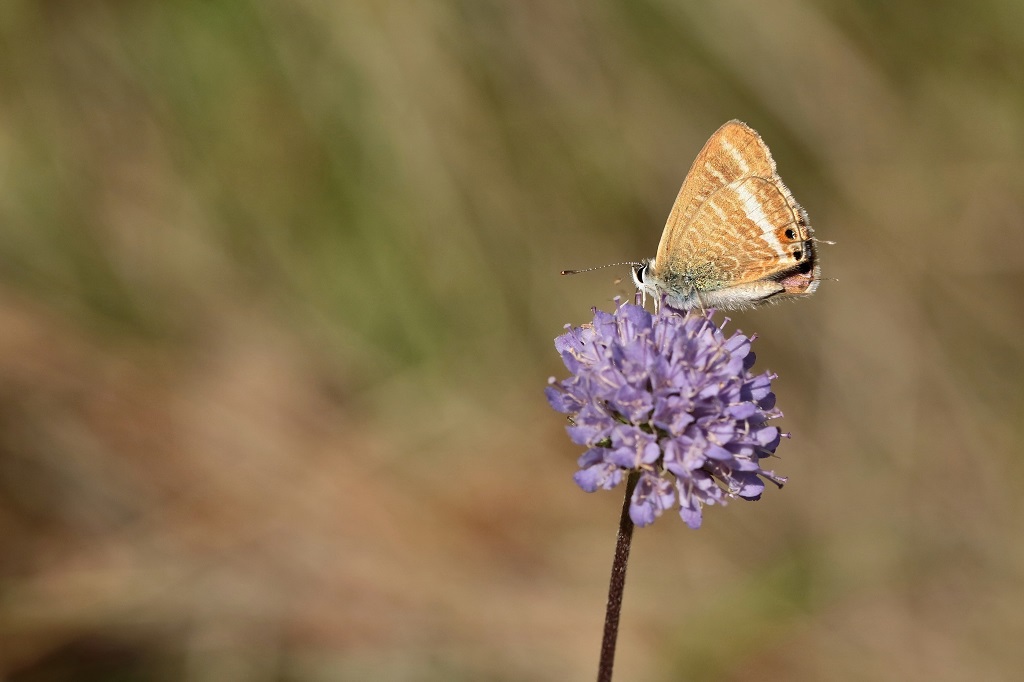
[630,120,821,311]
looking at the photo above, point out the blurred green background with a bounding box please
[2,1,1024,680]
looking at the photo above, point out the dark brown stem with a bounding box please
[597,469,640,682]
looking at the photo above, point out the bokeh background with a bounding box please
[2,1,1023,680]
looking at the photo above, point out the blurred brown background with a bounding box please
[2,1,1023,680]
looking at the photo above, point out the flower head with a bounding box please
[546,300,788,528]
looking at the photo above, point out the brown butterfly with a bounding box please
[630,120,821,310]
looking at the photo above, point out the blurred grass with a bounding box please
[2,0,1024,680]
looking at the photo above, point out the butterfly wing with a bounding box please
[652,121,819,308]
[683,177,816,299]
[655,120,777,268]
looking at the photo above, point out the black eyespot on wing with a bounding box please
[793,250,802,260]
[785,228,796,240]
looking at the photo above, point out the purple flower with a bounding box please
[546,301,788,528]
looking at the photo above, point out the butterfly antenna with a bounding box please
[561,261,644,276]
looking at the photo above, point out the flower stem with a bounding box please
[597,469,640,682]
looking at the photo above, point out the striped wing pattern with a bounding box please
[653,120,816,298]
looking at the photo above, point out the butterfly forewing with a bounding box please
[656,120,778,268]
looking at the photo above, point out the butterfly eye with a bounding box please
[785,228,796,240]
